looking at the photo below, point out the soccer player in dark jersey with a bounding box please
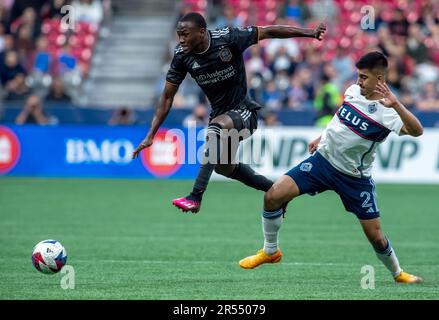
[133,12,326,213]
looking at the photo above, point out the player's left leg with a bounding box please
[239,175,300,269]
[334,175,423,284]
[359,218,423,283]
[173,114,234,213]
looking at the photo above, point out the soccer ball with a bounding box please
[32,239,67,274]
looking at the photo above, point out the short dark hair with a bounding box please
[179,12,207,29]
[355,51,388,73]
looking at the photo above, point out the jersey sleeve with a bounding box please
[344,84,361,99]
[165,52,187,86]
[229,26,259,52]
[382,107,404,135]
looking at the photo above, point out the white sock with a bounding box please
[375,237,402,277]
[262,208,283,255]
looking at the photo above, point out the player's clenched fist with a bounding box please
[314,23,327,41]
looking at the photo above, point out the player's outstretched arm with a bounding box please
[132,82,179,159]
[374,82,423,137]
[258,23,326,41]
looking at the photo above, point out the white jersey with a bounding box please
[317,84,404,178]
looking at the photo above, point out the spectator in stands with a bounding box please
[280,0,310,25]
[0,50,31,100]
[429,24,439,66]
[15,95,54,125]
[295,67,316,101]
[259,110,282,128]
[414,58,439,87]
[45,76,72,102]
[331,46,356,89]
[299,48,323,88]
[248,73,265,105]
[10,7,41,40]
[309,0,338,23]
[416,82,439,111]
[26,36,52,96]
[183,103,209,128]
[0,3,10,29]
[3,73,31,100]
[31,36,51,75]
[245,46,268,77]
[265,21,300,63]
[9,0,46,25]
[15,24,35,66]
[386,56,405,93]
[388,8,409,37]
[0,34,14,57]
[56,43,82,95]
[287,75,309,110]
[263,80,283,110]
[46,0,70,19]
[270,45,296,75]
[72,0,104,27]
[0,24,6,53]
[314,73,341,127]
[108,106,137,126]
[406,23,429,64]
[400,89,416,111]
[214,5,243,29]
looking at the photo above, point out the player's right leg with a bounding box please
[359,218,423,283]
[239,175,300,269]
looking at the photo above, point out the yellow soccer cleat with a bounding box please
[394,271,424,284]
[239,249,282,269]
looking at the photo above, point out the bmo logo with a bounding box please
[141,130,184,177]
[0,126,20,174]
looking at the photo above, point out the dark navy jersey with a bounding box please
[166,26,262,118]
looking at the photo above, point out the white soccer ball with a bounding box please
[32,240,67,274]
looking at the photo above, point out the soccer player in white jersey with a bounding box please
[239,51,424,283]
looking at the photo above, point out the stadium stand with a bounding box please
[0,0,439,127]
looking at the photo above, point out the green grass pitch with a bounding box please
[0,177,438,299]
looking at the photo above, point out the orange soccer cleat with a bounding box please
[394,271,424,284]
[239,249,282,269]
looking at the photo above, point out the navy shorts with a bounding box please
[285,152,380,220]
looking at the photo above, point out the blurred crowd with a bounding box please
[0,0,110,124]
[163,0,439,127]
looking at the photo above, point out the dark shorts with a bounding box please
[207,108,258,164]
[285,152,380,220]
[225,108,258,133]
